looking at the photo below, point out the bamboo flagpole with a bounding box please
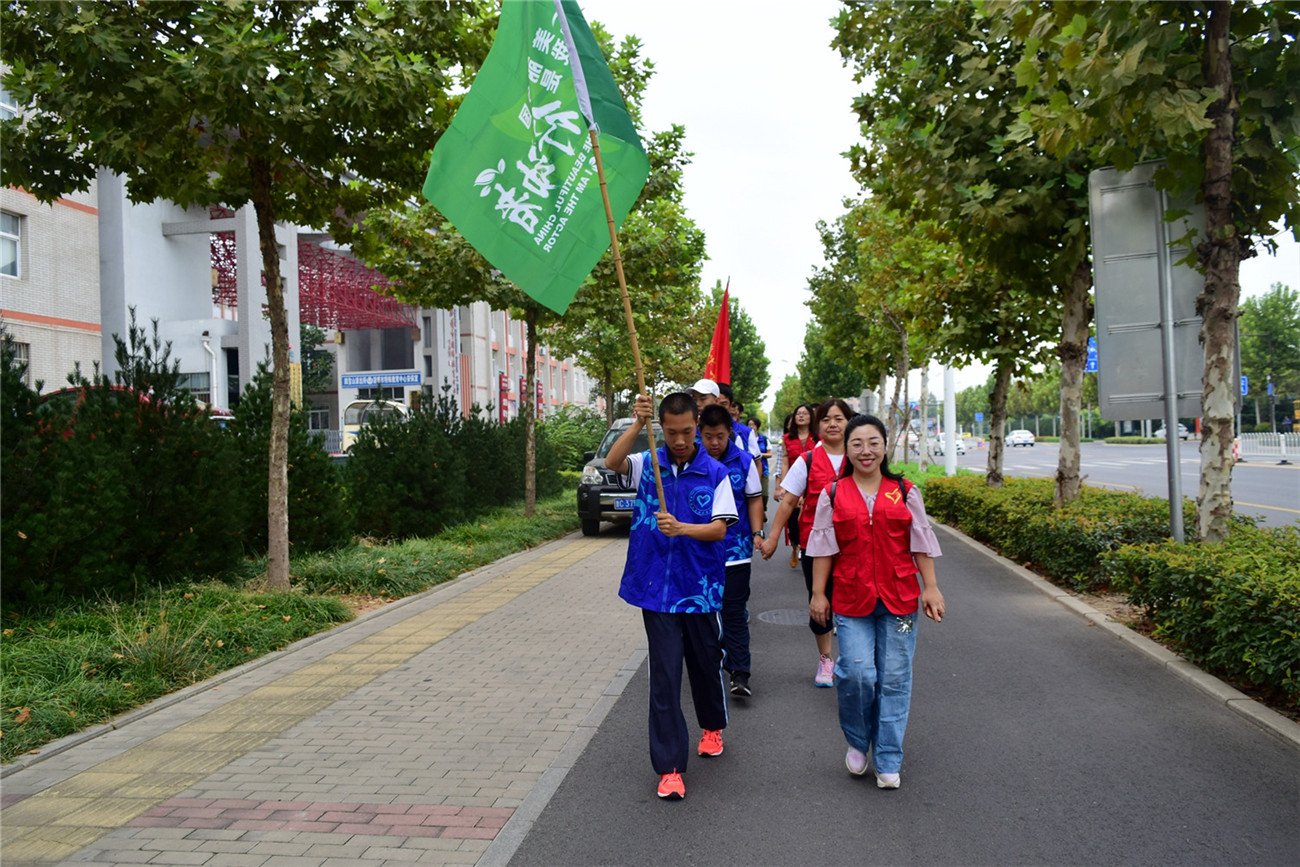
[587,126,667,508]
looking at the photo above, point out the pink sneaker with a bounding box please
[814,654,834,687]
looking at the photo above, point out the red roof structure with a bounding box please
[209,208,416,331]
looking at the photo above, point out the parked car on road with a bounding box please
[577,417,662,537]
[1007,429,1036,447]
[1154,423,1191,441]
[932,436,967,456]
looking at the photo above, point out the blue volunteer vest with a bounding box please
[732,419,753,454]
[619,446,732,613]
[717,441,755,564]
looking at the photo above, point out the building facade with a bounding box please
[5,168,600,432]
[0,183,102,392]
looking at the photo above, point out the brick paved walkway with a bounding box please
[0,534,644,866]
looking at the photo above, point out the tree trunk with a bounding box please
[250,158,291,592]
[602,363,614,425]
[523,306,537,517]
[888,349,907,462]
[986,359,1012,488]
[1056,258,1093,506]
[878,370,888,422]
[1195,0,1245,543]
[918,364,929,471]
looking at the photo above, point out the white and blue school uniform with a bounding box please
[732,418,761,459]
[618,446,737,775]
[714,441,762,677]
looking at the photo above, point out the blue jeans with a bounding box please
[833,600,918,774]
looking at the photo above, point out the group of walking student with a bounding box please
[605,383,945,800]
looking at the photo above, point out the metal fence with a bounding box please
[313,429,343,455]
[1236,431,1298,463]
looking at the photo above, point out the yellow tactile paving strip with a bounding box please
[0,538,614,863]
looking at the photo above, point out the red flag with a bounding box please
[705,283,731,384]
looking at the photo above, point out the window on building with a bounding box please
[422,316,433,348]
[1,211,20,278]
[0,87,17,121]
[11,341,30,386]
[357,386,403,401]
[178,372,212,404]
[308,406,331,431]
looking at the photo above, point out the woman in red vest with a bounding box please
[807,413,945,790]
[775,404,818,569]
[761,399,851,687]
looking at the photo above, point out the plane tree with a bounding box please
[999,0,1300,539]
[1,0,494,589]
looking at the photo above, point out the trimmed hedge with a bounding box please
[1103,524,1300,708]
[1104,436,1166,444]
[923,475,1196,591]
[2,329,562,608]
[925,474,1297,709]
[344,389,559,541]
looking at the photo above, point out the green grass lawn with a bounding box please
[1,494,580,763]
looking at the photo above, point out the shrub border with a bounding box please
[937,522,1300,750]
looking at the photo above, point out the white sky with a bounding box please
[581,0,1299,410]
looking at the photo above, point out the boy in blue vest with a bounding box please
[605,391,738,801]
[699,404,765,698]
[748,415,772,508]
[717,383,761,458]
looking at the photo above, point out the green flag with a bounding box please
[422,0,649,315]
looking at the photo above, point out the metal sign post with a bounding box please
[1155,188,1184,542]
[1089,161,1207,542]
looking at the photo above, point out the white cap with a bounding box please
[688,378,720,397]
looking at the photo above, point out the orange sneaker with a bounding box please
[697,729,724,757]
[657,770,685,799]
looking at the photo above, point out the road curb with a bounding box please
[937,522,1300,752]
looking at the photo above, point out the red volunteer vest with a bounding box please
[796,446,840,549]
[829,477,920,616]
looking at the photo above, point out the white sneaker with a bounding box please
[875,770,900,789]
[845,748,869,776]
[814,655,834,687]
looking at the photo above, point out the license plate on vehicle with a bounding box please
[614,498,635,510]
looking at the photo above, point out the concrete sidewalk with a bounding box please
[2,522,1297,866]
[1,535,646,866]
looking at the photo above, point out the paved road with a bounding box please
[510,522,1300,865]
[945,441,1299,527]
[2,515,1296,866]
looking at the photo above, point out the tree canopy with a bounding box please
[1,0,495,588]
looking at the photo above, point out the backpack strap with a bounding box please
[827,479,838,510]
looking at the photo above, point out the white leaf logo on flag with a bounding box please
[475,160,506,197]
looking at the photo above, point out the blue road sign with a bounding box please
[1085,336,1098,373]
[1241,375,1248,396]
[1268,381,1274,396]
[975,412,985,422]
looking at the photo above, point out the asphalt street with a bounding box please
[946,440,1299,527]
[509,519,1300,866]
